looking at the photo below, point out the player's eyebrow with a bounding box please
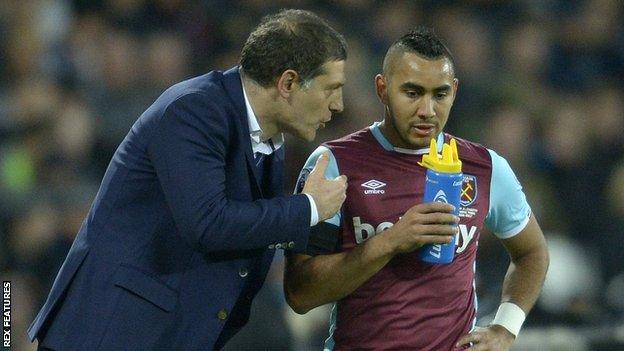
[434,84,452,92]
[400,82,423,91]
[400,82,451,92]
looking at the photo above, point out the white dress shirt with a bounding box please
[241,79,319,226]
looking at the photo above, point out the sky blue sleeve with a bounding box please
[484,149,532,239]
[294,146,341,226]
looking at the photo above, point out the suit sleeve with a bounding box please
[294,146,342,255]
[147,92,310,253]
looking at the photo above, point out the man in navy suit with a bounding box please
[29,9,348,350]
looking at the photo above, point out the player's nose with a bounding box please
[417,97,435,119]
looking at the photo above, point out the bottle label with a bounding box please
[433,189,448,203]
[419,170,463,264]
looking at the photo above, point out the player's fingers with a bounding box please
[465,344,488,350]
[416,224,457,236]
[412,202,455,214]
[417,234,455,245]
[309,152,329,179]
[419,213,459,225]
[456,331,481,348]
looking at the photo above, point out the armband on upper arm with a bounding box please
[305,222,341,255]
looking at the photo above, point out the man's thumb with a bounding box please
[309,152,329,179]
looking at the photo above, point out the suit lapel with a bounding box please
[222,66,263,197]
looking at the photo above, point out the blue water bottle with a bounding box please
[418,138,462,264]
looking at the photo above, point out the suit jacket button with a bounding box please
[275,243,282,249]
[268,244,275,249]
[239,267,248,278]
[287,241,295,249]
[217,309,228,320]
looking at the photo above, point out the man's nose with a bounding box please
[330,92,344,113]
[417,97,435,119]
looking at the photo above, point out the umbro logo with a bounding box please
[361,179,386,194]
[361,180,386,189]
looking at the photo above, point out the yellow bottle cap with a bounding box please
[418,138,462,173]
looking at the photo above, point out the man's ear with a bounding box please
[450,78,459,103]
[277,70,299,98]
[375,74,389,105]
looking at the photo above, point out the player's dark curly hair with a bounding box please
[384,27,455,74]
[240,9,347,87]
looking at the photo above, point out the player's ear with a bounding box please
[277,69,299,98]
[375,74,388,105]
[451,78,459,102]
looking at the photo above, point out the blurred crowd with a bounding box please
[0,1,622,350]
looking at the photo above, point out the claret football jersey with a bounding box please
[295,122,531,351]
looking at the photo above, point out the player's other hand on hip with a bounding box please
[455,325,515,351]
[385,202,459,254]
[303,152,347,222]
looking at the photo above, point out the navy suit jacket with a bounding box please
[28,67,311,350]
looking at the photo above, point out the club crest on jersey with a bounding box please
[361,179,386,194]
[460,175,477,207]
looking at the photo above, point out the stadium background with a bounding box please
[0,0,622,350]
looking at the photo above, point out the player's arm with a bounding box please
[497,213,549,314]
[491,151,549,326]
[285,204,457,314]
[456,215,548,350]
[457,151,549,350]
[285,233,395,314]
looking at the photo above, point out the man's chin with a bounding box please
[407,136,434,149]
[304,130,317,142]
[407,130,440,148]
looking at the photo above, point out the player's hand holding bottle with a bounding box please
[383,202,459,255]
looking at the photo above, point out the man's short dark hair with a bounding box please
[240,9,347,87]
[383,27,455,75]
